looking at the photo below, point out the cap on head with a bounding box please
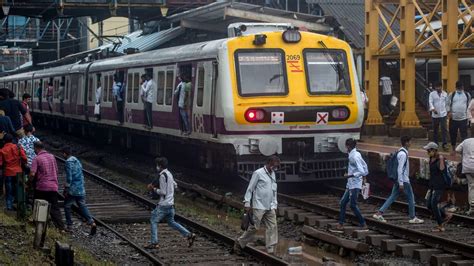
[423,142,439,150]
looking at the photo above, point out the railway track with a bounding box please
[54,156,288,266]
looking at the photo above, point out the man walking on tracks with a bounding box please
[62,147,97,235]
[234,155,280,254]
[145,157,196,249]
[373,136,424,224]
[330,138,369,233]
[29,141,65,231]
[456,137,474,215]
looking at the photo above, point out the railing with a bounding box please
[415,71,432,111]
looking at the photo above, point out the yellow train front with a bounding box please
[219,27,363,182]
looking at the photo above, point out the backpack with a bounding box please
[386,149,407,182]
[450,91,471,110]
[442,160,454,187]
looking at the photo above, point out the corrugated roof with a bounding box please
[116,27,185,53]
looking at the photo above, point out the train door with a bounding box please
[192,61,215,137]
[176,64,193,132]
[13,82,18,99]
[64,76,70,114]
[124,68,144,123]
[70,74,82,115]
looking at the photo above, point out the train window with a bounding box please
[235,50,288,96]
[133,72,140,103]
[196,66,205,107]
[103,75,108,102]
[108,75,113,102]
[127,73,133,103]
[43,81,48,99]
[156,71,165,105]
[165,70,174,106]
[66,79,69,100]
[303,50,352,95]
[88,77,93,102]
[54,80,59,99]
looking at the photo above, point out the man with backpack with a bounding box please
[145,157,196,249]
[424,142,452,232]
[447,81,471,153]
[330,138,369,233]
[428,82,448,150]
[373,136,424,224]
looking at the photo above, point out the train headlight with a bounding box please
[282,28,301,43]
[245,109,265,122]
[332,108,349,120]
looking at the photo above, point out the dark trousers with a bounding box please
[144,102,153,128]
[449,119,468,148]
[338,188,365,226]
[432,116,447,145]
[34,190,65,230]
[382,94,393,114]
[116,100,124,124]
[426,189,446,225]
[59,100,65,114]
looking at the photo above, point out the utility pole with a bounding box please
[98,21,104,46]
[56,19,61,60]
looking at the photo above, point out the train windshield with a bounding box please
[304,50,351,95]
[235,50,288,96]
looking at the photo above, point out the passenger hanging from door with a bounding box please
[46,81,54,113]
[112,74,124,125]
[140,73,155,130]
[174,73,191,136]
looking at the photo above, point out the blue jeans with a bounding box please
[379,182,416,219]
[179,108,190,133]
[64,195,94,225]
[150,205,190,244]
[5,176,15,209]
[339,189,365,226]
[426,189,446,225]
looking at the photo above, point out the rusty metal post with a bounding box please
[395,0,421,129]
[364,0,383,127]
[442,0,459,92]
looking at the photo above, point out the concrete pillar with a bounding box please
[442,0,459,92]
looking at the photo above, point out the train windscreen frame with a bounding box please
[303,49,352,95]
[234,49,288,97]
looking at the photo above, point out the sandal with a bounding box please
[187,233,196,247]
[431,226,445,232]
[90,223,97,236]
[144,244,160,249]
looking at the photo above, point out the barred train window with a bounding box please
[165,70,174,106]
[108,75,113,102]
[235,50,287,96]
[156,71,165,105]
[127,73,133,103]
[304,50,351,95]
[196,66,205,107]
[133,73,140,103]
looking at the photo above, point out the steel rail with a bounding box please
[55,156,288,266]
[278,193,474,258]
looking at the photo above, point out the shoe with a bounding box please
[187,233,196,247]
[408,217,424,224]
[65,226,73,233]
[329,224,344,233]
[446,206,457,213]
[90,223,97,236]
[144,243,160,249]
[266,246,274,254]
[233,239,243,256]
[357,224,369,231]
[442,144,449,151]
[372,213,387,222]
[431,226,445,232]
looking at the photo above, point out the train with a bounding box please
[0,24,364,182]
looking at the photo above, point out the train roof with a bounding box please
[88,38,227,72]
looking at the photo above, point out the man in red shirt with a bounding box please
[30,141,65,230]
[0,134,27,210]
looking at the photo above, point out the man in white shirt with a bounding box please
[95,80,102,121]
[140,74,155,130]
[235,156,280,254]
[456,138,474,215]
[330,138,369,233]
[429,82,448,149]
[373,136,424,224]
[146,157,196,249]
[447,81,471,152]
[380,76,394,116]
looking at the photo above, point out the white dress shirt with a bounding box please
[243,166,278,210]
[397,147,410,186]
[346,149,369,190]
[428,90,448,118]
[456,138,474,174]
[140,80,155,103]
[153,169,176,206]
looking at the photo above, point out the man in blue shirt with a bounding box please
[331,138,368,233]
[62,146,97,235]
[112,75,124,125]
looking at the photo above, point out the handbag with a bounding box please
[456,162,466,179]
[240,209,254,231]
[94,103,100,115]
